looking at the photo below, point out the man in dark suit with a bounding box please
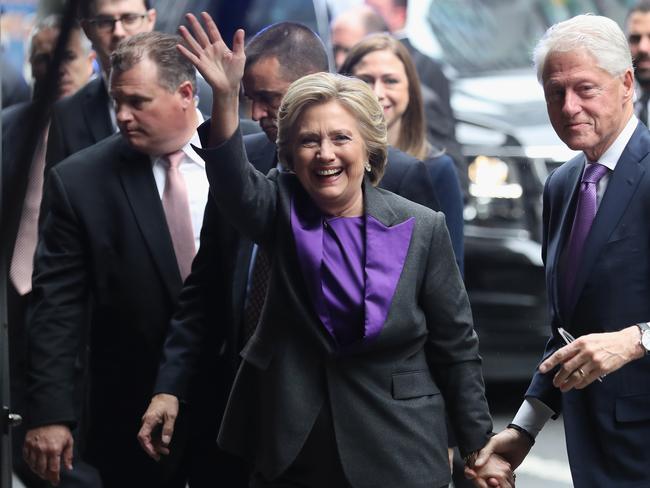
[470,14,650,488]
[22,32,235,488]
[2,15,97,488]
[139,20,442,479]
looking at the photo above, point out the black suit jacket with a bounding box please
[28,133,224,484]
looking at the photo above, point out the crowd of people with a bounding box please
[4,1,650,488]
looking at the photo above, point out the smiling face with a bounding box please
[110,56,196,156]
[291,100,367,217]
[350,48,409,145]
[542,48,634,161]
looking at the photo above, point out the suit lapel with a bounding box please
[290,178,414,350]
[117,139,181,300]
[568,126,649,315]
[363,181,415,343]
[84,78,113,144]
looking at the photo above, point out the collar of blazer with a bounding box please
[290,176,415,350]
[83,77,114,144]
[117,136,183,300]
[556,124,650,319]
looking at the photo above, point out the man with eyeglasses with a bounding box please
[44,0,155,168]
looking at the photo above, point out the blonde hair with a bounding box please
[277,72,388,185]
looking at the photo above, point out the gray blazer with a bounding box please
[196,127,492,488]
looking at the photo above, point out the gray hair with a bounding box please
[29,14,93,58]
[277,72,388,185]
[533,14,632,82]
[110,32,196,94]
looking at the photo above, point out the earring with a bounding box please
[364,161,371,172]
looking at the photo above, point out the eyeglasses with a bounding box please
[87,13,148,32]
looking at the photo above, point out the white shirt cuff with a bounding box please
[510,397,554,439]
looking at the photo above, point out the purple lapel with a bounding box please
[364,214,414,341]
[290,183,415,347]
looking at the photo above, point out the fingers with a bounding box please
[474,443,493,468]
[201,11,224,45]
[232,28,246,57]
[62,439,74,471]
[137,416,161,461]
[539,342,577,373]
[185,13,211,49]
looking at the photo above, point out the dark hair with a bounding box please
[110,31,195,94]
[629,0,650,17]
[245,22,329,82]
[339,33,429,160]
[79,0,152,19]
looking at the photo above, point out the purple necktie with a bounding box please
[563,162,609,303]
[162,150,196,281]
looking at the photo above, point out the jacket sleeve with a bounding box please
[196,121,278,247]
[420,212,493,456]
[27,167,86,428]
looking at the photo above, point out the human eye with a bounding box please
[629,34,641,45]
[545,87,564,103]
[332,132,351,144]
[121,13,142,26]
[384,76,399,85]
[298,135,318,147]
[357,75,374,86]
[94,16,115,29]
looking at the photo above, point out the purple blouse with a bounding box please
[322,217,365,346]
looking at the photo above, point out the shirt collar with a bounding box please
[585,114,638,171]
[151,109,204,168]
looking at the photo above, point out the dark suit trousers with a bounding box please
[250,400,351,488]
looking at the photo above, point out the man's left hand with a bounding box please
[539,326,644,391]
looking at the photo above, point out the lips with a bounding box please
[315,167,343,177]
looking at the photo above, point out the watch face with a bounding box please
[642,331,650,352]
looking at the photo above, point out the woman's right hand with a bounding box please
[178,12,245,98]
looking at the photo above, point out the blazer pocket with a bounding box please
[615,393,650,423]
[392,370,440,400]
[240,335,275,370]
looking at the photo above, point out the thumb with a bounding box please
[161,412,177,446]
[474,446,493,468]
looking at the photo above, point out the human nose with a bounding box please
[372,81,385,100]
[562,90,581,117]
[251,101,268,121]
[115,104,132,123]
[317,139,335,161]
[640,34,650,54]
[112,18,127,37]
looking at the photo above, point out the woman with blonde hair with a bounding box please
[340,33,465,272]
[139,13,512,488]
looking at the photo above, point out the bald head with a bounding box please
[331,5,388,69]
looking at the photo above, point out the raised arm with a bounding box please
[177,12,245,146]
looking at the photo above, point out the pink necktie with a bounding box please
[162,151,196,281]
[10,132,47,295]
[563,162,609,304]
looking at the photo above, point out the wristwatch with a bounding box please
[638,323,650,355]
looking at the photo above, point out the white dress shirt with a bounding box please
[151,113,207,251]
